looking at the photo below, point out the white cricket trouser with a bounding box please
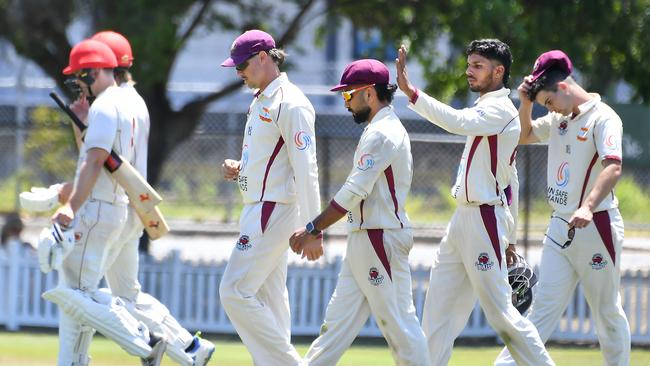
[423,204,554,366]
[495,208,629,366]
[105,206,143,301]
[104,206,194,364]
[58,199,127,366]
[219,201,301,366]
[304,228,430,366]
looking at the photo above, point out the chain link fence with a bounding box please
[1,103,649,240]
[169,112,650,233]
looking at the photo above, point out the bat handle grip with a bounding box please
[49,92,87,132]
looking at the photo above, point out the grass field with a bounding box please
[2,332,649,365]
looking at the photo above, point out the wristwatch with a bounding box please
[306,221,321,236]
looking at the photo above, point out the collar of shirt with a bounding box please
[369,105,393,124]
[572,93,601,119]
[473,87,511,106]
[95,85,118,99]
[256,72,288,99]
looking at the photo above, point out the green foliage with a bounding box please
[23,106,76,185]
[334,0,650,103]
[0,0,320,185]
[0,175,19,213]
[615,176,650,222]
[406,185,456,225]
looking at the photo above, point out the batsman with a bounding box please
[45,39,166,366]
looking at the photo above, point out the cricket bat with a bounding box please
[136,206,170,240]
[50,92,163,218]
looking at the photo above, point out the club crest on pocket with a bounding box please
[368,267,384,286]
[236,235,252,251]
[589,253,608,270]
[475,252,494,271]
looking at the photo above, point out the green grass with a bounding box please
[1,331,649,365]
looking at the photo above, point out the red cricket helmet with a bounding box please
[91,30,134,68]
[63,39,118,75]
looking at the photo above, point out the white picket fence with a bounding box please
[1,240,649,344]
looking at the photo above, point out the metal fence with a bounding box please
[1,101,649,239]
[1,241,649,344]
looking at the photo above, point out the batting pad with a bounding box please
[43,287,152,358]
[97,289,193,366]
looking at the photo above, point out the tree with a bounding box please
[0,0,318,185]
[332,0,650,104]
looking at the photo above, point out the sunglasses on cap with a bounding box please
[235,52,261,72]
[342,84,375,102]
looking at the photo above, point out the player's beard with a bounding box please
[351,106,371,124]
[469,73,495,93]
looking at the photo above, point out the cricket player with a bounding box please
[47,39,165,366]
[219,29,321,365]
[396,39,555,365]
[291,59,430,366]
[495,50,630,366]
[91,30,215,365]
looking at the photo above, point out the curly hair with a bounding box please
[374,84,398,103]
[465,39,513,86]
[527,67,571,101]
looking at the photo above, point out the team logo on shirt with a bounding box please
[294,131,312,150]
[236,235,252,251]
[589,253,608,270]
[475,252,494,271]
[605,134,618,149]
[577,127,589,141]
[74,232,83,242]
[555,162,570,188]
[558,120,568,135]
[240,144,249,171]
[368,267,384,286]
[357,153,375,171]
[259,107,273,123]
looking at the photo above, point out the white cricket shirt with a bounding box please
[409,88,521,205]
[409,88,520,242]
[120,83,149,178]
[237,73,321,225]
[332,105,412,232]
[75,85,136,205]
[532,94,622,215]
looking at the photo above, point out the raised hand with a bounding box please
[395,44,417,101]
[518,75,534,105]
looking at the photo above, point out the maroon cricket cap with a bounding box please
[330,59,389,91]
[531,50,573,81]
[221,30,276,67]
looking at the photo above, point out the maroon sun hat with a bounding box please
[330,59,389,91]
[531,50,573,82]
[221,29,276,67]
